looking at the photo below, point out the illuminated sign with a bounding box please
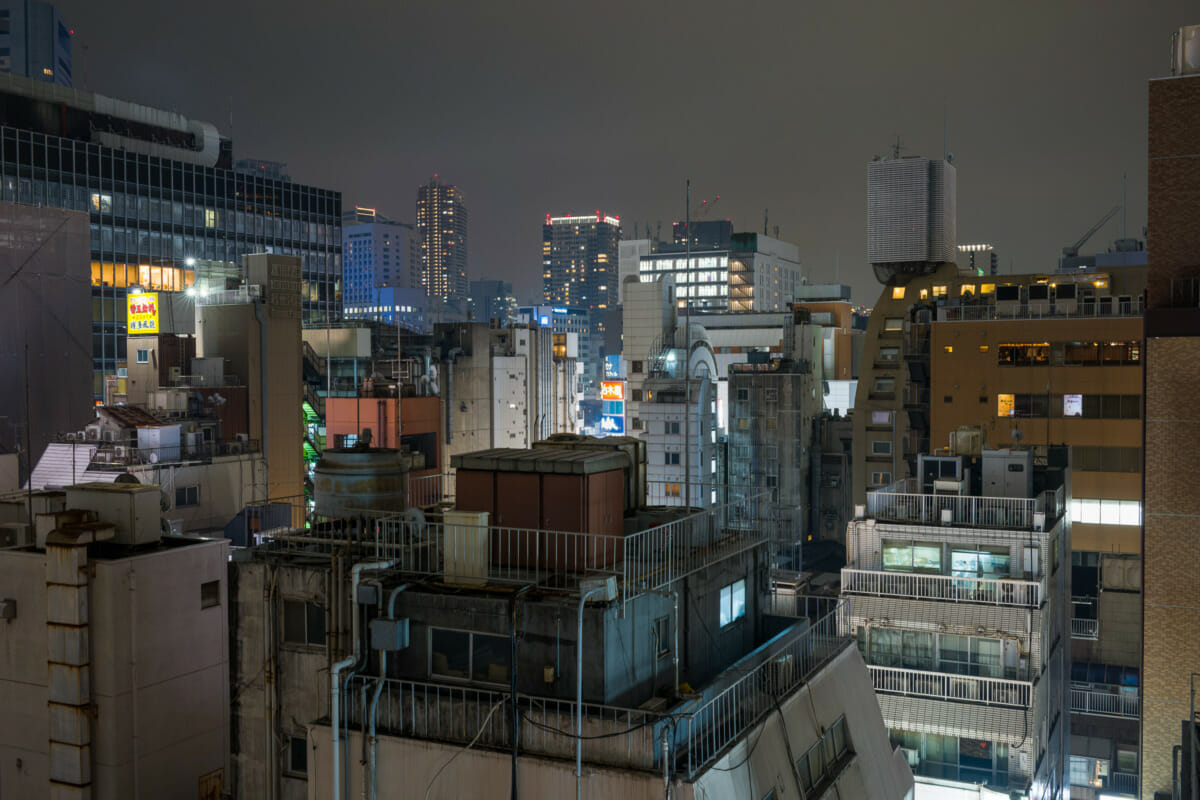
[600,380,626,437]
[604,355,621,380]
[553,307,568,314]
[540,316,550,326]
[600,381,625,401]
[127,291,160,334]
[1063,394,1083,417]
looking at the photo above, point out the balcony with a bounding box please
[1108,771,1138,796]
[1070,687,1138,719]
[869,665,1033,709]
[867,478,1063,531]
[841,568,1043,608]
[938,297,1144,322]
[348,604,851,781]
[1071,618,1100,640]
[82,439,260,469]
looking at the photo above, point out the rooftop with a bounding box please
[865,477,1065,531]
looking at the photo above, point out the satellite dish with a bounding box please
[1010,429,1023,442]
[946,152,955,164]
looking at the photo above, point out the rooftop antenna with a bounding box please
[763,208,768,236]
[943,97,948,159]
[1123,173,1128,239]
[892,135,903,159]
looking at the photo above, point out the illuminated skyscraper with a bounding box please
[416,176,468,306]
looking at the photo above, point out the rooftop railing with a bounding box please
[840,567,1044,608]
[78,439,260,469]
[938,297,1143,322]
[1070,618,1100,640]
[867,479,1064,531]
[1070,687,1138,719]
[346,602,851,781]
[868,665,1033,709]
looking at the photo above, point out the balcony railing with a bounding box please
[1070,687,1138,719]
[868,665,1033,708]
[347,602,851,781]
[938,298,1143,322]
[82,439,260,468]
[1108,771,1138,796]
[1071,618,1100,640]
[406,472,456,508]
[841,568,1043,608]
[867,480,1064,531]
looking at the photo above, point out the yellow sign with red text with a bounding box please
[127,292,160,334]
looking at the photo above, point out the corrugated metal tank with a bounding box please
[314,448,410,518]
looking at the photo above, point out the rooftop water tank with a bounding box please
[314,448,410,518]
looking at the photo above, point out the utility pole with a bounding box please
[684,181,691,509]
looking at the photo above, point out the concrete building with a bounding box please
[0,202,91,484]
[0,0,70,85]
[516,304,592,390]
[1141,25,1200,800]
[416,177,467,306]
[867,154,956,285]
[196,253,304,500]
[841,450,1070,800]
[542,212,622,361]
[0,482,229,799]
[468,278,517,326]
[235,158,291,182]
[0,71,342,397]
[636,221,803,314]
[228,441,913,800]
[728,308,826,563]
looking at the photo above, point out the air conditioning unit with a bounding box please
[102,430,116,442]
[940,508,954,526]
[227,443,244,455]
[64,432,78,441]
[899,747,920,767]
[933,479,965,496]
[768,654,796,688]
[85,428,99,441]
[169,366,183,383]
[235,433,250,443]
[113,446,128,459]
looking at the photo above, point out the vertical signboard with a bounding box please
[600,380,626,435]
[127,291,160,334]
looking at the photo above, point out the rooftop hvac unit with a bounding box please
[113,446,128,459]
[85,428,100,441]
[768,653,796,689]
[235,433,250,443]
[102,430,116,442]
[933,479,966,496]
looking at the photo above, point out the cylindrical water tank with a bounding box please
[314,448,409,518]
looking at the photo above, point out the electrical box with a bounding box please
[369,617,410,651]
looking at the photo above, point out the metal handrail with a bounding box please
[840,568,1044,608]
[939,298,1144,322]
[1070,687,1138,719]
[868,665,1033,708]
[1070,618,1100,640]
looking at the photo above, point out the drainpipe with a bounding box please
[576,584,607,800]
[331,560,395,800]
[130,567,140,800]
[252,300,271,490]
[367,584,408,800]
[444,347,462,448]
[511,585,534,799]
[661,728,671,799]
[264,564,279,800]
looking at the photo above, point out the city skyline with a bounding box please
[48,0,1184,303]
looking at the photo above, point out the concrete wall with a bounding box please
[0,203,92,483]
[0,538,228,800]
[137,454,267,533]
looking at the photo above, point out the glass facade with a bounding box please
[0,125,342,397]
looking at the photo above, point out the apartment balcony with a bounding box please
[1108,771,1138,796]
[938,297,1143,322]
[869,665,1032,709]
[1071,618,1100,640]
[1070,686,1138,720]
[841,568,1044,609]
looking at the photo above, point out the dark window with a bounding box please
[631,360,643,374]
[175,486,199,507]
[665,452,680,465]
[631,389,643,402]
[430,628,511,684]
[655,616,671,657]
[283,600,326,646]
[201,580,220,609]
[136,348,150,364]
[288,735,307,775]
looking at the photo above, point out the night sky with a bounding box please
[55,0,1190,304]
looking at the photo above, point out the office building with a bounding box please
[234,158,291,182]
[0,0,70,86]
[229,441,913,799]
[0,72,343,398]
[1141,25,1200,800]
[468,278,517,325]
[542,211,621,313]
[636,222,802,313]
[841,450,1070,799]
[0,202,90,483]
[0,482,228,799]
[867,155,956,284]
[618,237,652,304]
[416,176,468,306]
[516,304,591,389]
[342,207,418,314]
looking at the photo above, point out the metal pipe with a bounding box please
[252,298,271,484]
[331,560,395,800]
[1174,744,1182,800]
[368,584,409,800]
[264,566,279,800]
[576,585,605,800]
[511,585,533,799]
[661,728,670,799]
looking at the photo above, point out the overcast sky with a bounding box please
[54,0,1190,303]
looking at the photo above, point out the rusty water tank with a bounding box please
[313,448,410,518]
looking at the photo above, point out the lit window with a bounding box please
[891,287,905,300]
[944,346,953,354]
[932,285,947,297]
[997,393,1015,417]
[719,579,746,627]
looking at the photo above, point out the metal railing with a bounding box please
[264,487,773,604]
[866,482,1064,531]
[406,472,456,508]
[868,665,1033,708]
[841,568,1044,608]
[938,298,1144,322]
[346,605,851,781]
[80,439,261,468]
[1070,687,1138,719]
[194,285,261,305]
[1071,618,1100,640]
[1108,771,1138,796]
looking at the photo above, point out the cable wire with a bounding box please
[424,696,508,800]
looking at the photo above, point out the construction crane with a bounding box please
[1062,206,1121,258]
